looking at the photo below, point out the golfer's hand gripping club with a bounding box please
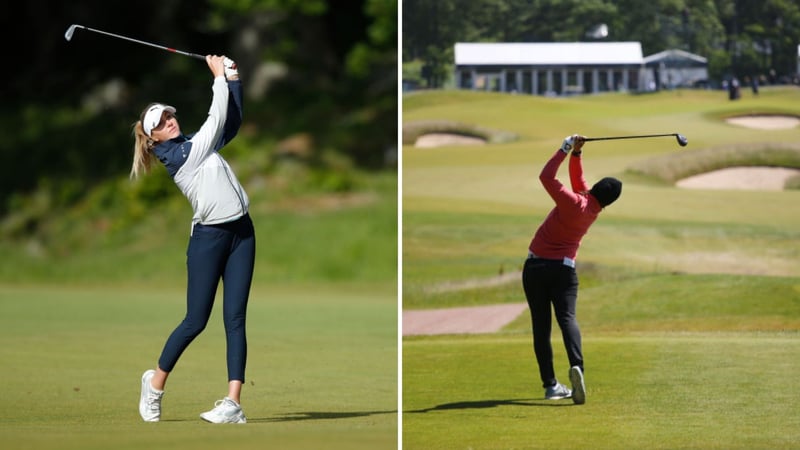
[223,57,239,80]
[560,134,585,154]
[206,55,227,78]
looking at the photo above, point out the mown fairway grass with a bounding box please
[0,172,398,449]
[404,332,799,450]
[402,87,800,449]
[0,283,396,450]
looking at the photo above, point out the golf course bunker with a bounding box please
[414,133,487,148]
[725,114,800,130]
[676,167,800,191]
[403,303,527,336]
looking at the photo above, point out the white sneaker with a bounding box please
[200,397,247,424]
[544,382,572,400]
[139,370,164,422]
[569,366,586,405]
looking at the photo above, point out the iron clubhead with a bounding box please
[64,24,79,41]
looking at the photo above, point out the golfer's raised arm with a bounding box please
[540,136,581,206]
[569,136,590,193]
[218,68,244,150]
[186,78,228,165]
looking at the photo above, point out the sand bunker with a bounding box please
[403,303,527,336]
[726,115,800,130]
[414,133,486,148]
[677,167,800,190]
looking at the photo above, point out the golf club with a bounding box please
[64,24,206,60]
[584,133,688,147]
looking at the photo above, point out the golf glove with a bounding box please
[223,57,239,79]
[560,134,585,154]
[560,135,577,153]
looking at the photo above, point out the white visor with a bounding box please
[142,103,177,137]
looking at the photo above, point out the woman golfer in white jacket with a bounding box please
[131,55,254,424]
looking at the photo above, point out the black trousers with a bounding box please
[521,257,583,388]
[158,214,255,382]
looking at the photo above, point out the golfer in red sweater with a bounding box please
[522,134,622,405]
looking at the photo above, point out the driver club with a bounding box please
[584,133,688,147]
[64,24,206,60]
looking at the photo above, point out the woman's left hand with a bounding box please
[206,55,226,78]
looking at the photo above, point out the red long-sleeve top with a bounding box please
[528,150,603,260]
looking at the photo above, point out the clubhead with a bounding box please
[64,24,78,41]
[676,134,688,147]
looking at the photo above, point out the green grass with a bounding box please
[402,87,800,449]
[403,87,800,302]
[0,283,397,450]
[402,119,518,145]
[0,168,398,448]
[628,142,800,183]
[0,172,398,285]
[403,333,800,450]
[403,208,800,309]
[503,273,800,333]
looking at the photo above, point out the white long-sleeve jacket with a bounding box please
[153,76,248,228]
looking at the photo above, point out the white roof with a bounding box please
[455,42,643,66]
[643,49,707,65]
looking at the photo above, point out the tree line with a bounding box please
[0,0,396,215]
[403,0,800,88]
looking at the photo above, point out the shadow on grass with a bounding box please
[248,410,397,423]
[407,398,574,413]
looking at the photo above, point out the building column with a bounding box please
[546,70,553,94]
[471,69,478,90]
[607,69,614,91]
[592,69,599,93]
[577,69,584,93]
[622,70,629,91]
[561,69,567,95]
[500,69,507,92]
[515,70,522,93]
[532,69,538,95]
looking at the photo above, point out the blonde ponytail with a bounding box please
[130,104,158,179]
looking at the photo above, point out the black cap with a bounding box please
[590,177,622,207]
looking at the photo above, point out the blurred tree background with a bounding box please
[0,0,397,220]
[403,0,800,89]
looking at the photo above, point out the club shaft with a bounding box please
[72,25,205,60]
[584,134,677,142]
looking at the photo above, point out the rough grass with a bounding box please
[0,173,397,285]
[627,142,800,183]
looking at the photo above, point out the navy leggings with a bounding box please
[521,257,583,388]
[158,214,255,382]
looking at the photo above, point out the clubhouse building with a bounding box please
[453,42,707,95]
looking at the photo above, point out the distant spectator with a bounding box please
[728,77,740,101]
